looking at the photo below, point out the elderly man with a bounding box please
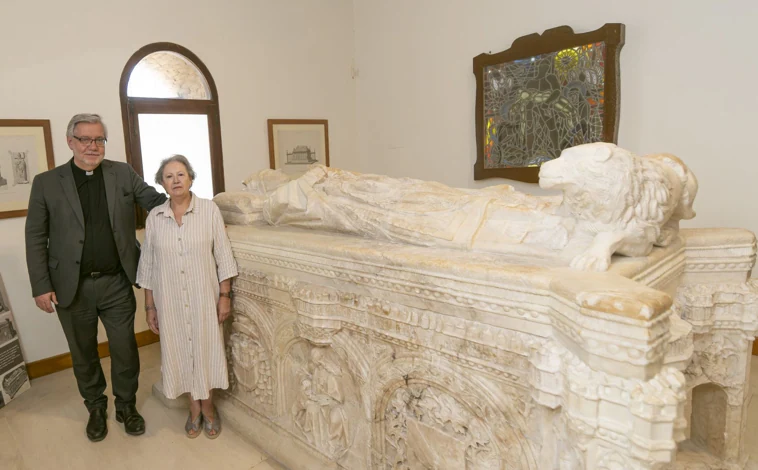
[25,113,166,442]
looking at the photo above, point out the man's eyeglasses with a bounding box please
[72,136,107,147]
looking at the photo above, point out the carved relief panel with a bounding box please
[283,340,360,462]
[227,301,274,414]
[384,384,503,469]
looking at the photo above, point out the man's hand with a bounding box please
[34,292,58,313]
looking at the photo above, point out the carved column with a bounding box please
[673,228,758,469]
[529,341,687,470]
[530,272,693,470]
[676,282,758,466]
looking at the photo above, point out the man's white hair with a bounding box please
[66,113,108,139]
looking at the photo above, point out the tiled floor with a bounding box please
[0,343,285,470]
[3,343,758,469]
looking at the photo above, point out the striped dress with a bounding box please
[136,193,238,399]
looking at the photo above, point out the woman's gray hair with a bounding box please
[155,154,196,184]
[66,113,108,139]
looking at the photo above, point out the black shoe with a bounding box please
[86,408,108,442]
[115,404,145,436]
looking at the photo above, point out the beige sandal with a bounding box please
[185,411,203,439]
[202,407,222,439]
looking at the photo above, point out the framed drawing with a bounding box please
[267,119,329,177]
[473,23,625,183]
[0,120,55,219]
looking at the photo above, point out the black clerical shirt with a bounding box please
[70,159,121,276]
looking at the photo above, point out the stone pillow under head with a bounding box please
[213,191,265,214]
[219,209,264,225]
[242,169,292,195]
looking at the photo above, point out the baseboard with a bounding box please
[26,330,160,380]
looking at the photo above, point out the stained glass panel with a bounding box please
[483,42,606,168]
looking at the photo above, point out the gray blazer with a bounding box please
[25,159,167,308]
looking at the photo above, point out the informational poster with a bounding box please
[0,274,29,409]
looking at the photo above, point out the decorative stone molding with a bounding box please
[677,281,758,335]
[680,228,756,285]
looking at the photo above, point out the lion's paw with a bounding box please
[570,252,611,272]
[655,226,678,247]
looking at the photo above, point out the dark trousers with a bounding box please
[56,272,139,412]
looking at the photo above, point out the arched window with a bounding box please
[119,42,224,224]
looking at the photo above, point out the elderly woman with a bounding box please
[136,155,237,439]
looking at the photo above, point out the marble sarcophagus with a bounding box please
[168,143,757,469]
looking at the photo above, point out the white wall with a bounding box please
[0,0,356,362]
[352,0,758,232]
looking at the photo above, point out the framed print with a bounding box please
[267,119,329,177]
[473,23,624,183]
[0,119,55,219]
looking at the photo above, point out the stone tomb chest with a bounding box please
[157,143,758,469]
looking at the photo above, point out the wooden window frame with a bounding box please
[119,42,225,226]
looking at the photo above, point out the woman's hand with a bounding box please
[146,306,160,335]
[217,297,231,324]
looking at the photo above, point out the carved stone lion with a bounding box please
[538,142,698,271]
[214,143,697,272]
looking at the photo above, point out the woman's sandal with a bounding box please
[185,411,203,439]
[202,406,222,439]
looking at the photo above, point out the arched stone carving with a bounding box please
[372,355,536,470]
[232,296,275,350]
[227,300,274,413]
[330,329,393,421]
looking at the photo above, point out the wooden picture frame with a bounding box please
[267,119,329,177]
[473,23,625,183]
[0,120,55,219]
